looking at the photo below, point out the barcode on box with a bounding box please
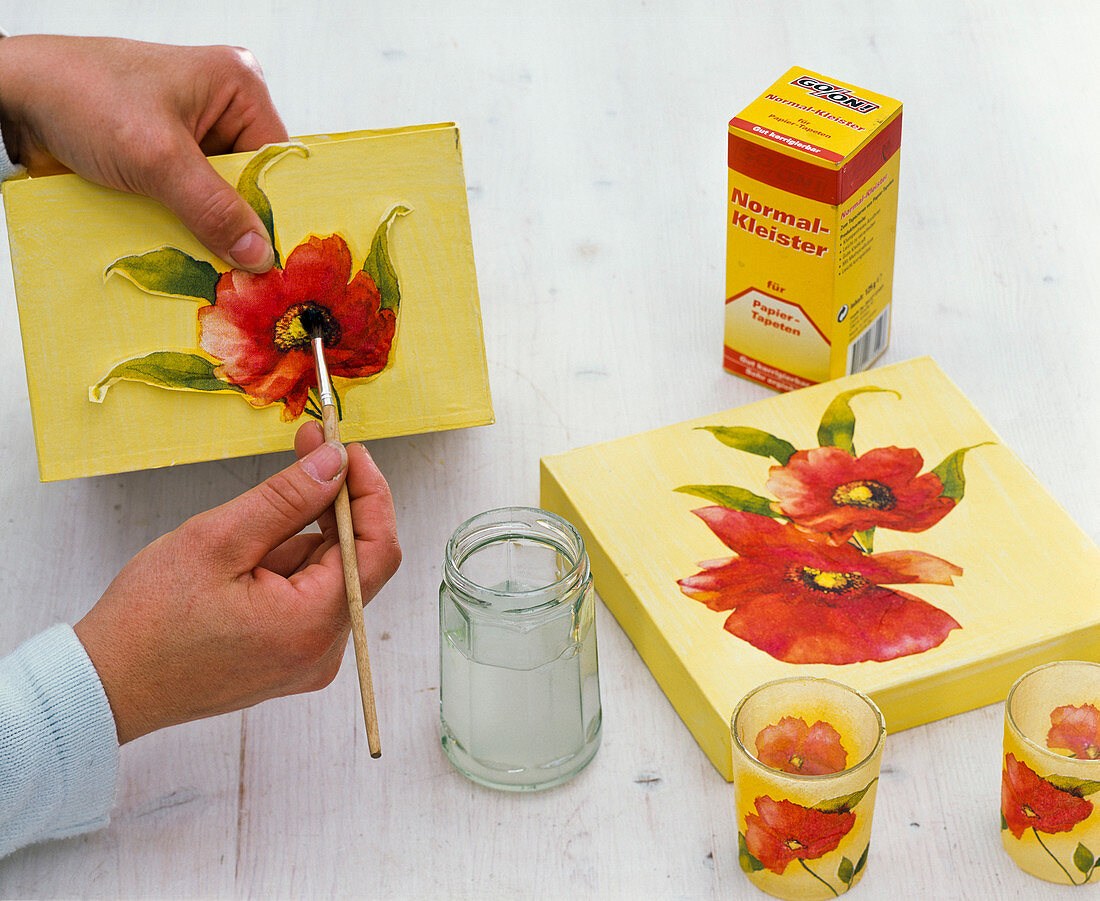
[847,305,891,373]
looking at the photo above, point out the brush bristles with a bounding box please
[299,306,326,339]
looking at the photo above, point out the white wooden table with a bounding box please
[2,2,1097,898]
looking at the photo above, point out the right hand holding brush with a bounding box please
[72,421,401,745]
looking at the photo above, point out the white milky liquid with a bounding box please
[440,611,601,790]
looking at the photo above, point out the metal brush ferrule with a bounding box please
[310,335,336,408]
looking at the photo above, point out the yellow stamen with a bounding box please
[273,302,340,351]
[832,479,896,510]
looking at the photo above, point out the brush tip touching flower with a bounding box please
[298,305,327,339]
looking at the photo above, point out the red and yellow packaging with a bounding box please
[724,68,902,391]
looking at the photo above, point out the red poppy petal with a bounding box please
[682,510,961,590]
[212,268,290,330]
[765,446,853,513]
[802,721,848,775]
[745,810,797,875]
[280,379,311,421]
[1002,753,1094,838]
[754,717,847,775]
[755,717,810,773]
[869,550,963,586]
[722,585,960,664]
[745,796,855,874]
[1047,704,1100,759]
[236,350,315,402]
[678,556,788,612]
[329,312,397,377]
[789,807,855,860]
[199,307,283,380]
[852,445,925,484]
[281,234,354,300]
[766,445,955,540]
[325,270,383,334]
[692,507,829,554]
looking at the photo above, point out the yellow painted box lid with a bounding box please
[3,124,493,481]
[540,357,1100,779]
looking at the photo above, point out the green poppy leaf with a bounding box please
[105,248,219,304]
[90,352,243,403]
[837,856,854,885]
[930,442,994,503]
[816,387,900,454]
[236,142,310,265]
[853,843,869,876]
[1046,774,1100,797]
[674,484,778,518]
[853,527,875,553]
[1000,811,1008,831]
[1074,843,1096,875]
[364,204,412,312]
[695,426,797,465]
[818,777,878,814]
[738,832,765,873]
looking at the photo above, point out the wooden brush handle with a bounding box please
[323,405,382,758]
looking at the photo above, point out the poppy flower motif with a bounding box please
[1001,753,1093,840]
[756,716,848,776]
[678,508,962,664]
[744,795,855,876]
[1047,704,1100,760]
[199,234,395,420]
[766,445,956,544]
[90,143,410,421]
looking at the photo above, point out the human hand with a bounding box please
[0,34,288,272]
[73,422,401,744]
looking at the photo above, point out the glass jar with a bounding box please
[439,507,602,790]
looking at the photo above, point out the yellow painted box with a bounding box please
[724,68,902,391]
[540,357,1100,779]
[2,124,493,481]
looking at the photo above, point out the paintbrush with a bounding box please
[301,307,382,758]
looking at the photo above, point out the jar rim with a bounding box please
[443,506,590,613]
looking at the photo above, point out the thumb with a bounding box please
[207,441,348,572]
[144,135,276,273]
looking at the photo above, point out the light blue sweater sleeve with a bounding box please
[0,625,120,859]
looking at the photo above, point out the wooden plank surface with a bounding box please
[1,1,1097,898]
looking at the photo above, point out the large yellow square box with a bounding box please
[724,68,902,391]
[542,358,1100,779]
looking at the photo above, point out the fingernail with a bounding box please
[300,441,347,483]
[229,230,275,271]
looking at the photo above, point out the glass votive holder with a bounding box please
[438,506,602,791]
[731,677,886,900]
[1001,660,1100,885]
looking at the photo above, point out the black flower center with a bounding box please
[832,479,896,510]
[273,302,341,351]
[791,566,868,596]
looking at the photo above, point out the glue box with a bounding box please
[723,68,902,391]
